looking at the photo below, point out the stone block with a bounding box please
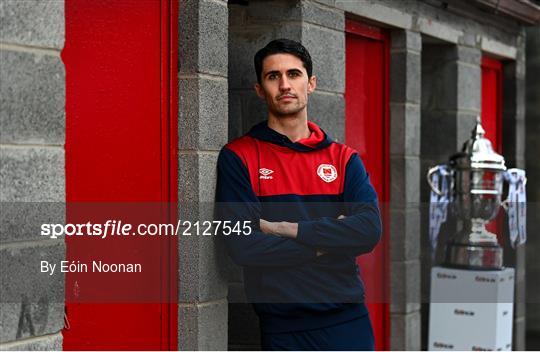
[177,151,219,223]
[308,91,344,142]
[390,311,421,350]
[421,111,475,158]
[239,90,268,135]
[301,1,343,31]
[336,0,413,30]
[391,51,421,104]
[0,332,62,351]
[179,234,228,303]
[456,112,478,149]
[455,46,481,65]
[391,30,421,52]
[0,202,64,244]
[0,241,64,343]
[178,299,228,351]
[228,90,244,140]
[421,45,456,111]
[0,0,64,49]
[390,260,421,314]
[246,0,301,24]
[302,23,344,93]
[456,62,481,112]
[390,156,420,206]
[274,22,302,42]
[0,147,64,202]
[313,0,336,7]
[389,208,421,262]
[0,50,64,145]
[199,0,228,76]
[178,0,199,74]
[179,0,227,76]
[179,76,228,151]
[390,103,420,156]
[228,28,274,89]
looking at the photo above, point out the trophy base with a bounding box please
[445,243,503,270]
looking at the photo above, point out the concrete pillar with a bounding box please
[420,41,482,349]
[0,0,65,350]
[389,29,422,351]
[178,0,229,350]
[525,26,540,350]
[502,30,527,351]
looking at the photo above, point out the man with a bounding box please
[216,39,381,350]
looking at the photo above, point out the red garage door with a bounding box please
[61,0,178,349]
[345,19,390,351]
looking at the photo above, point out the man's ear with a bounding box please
[254,83,265,99]
[307,75,317,95]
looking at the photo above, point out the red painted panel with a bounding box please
[62,0,178,349]
[345,20,390,351]
[481,56,504,242]
[481,57,503,153]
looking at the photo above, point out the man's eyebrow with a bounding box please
[264,70,280,77]
[287,68,303,74]
[264,68,303,77]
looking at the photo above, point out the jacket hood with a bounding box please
[247,120,334,152]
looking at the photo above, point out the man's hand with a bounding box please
[260,219,326,257]
[260,219,298,239]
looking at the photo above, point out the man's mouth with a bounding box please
[278,94,296,101]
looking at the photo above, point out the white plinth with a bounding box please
[428,266,515,351]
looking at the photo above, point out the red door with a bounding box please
[481,56,503,239]
[345,20,390,350]
[481,57,503,153]
[61,0,178,349]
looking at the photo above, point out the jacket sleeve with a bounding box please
[295,153,382,256]
[216,147,318,267]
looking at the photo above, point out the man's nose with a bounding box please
[279,76,291,91]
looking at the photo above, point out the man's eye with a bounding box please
[288,72,300,78]
[268,74,278,80]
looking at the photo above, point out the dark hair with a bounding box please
[254,39,313,84]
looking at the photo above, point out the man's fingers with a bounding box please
[338,214,346,219]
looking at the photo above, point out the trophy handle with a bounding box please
[427,166,444,196]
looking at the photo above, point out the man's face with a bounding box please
[255,53,316,118]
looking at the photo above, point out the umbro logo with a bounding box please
[259,168,274,180]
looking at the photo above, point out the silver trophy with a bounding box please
[427,118,526,270]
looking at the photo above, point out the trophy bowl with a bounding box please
[428,119,507,270]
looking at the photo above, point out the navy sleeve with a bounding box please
[295,153,382,256]
[216,147,318,267]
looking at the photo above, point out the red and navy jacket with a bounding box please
[216,120,382,333]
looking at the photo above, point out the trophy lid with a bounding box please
[460,116,506,171]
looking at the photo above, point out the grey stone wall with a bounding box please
[228,0,344,141]
[177,0,229,350]
[525,25,540,348]
[0,0,65,350]
[227,0,530,350]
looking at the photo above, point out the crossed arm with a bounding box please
[216,147,381,267]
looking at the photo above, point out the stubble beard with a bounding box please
[269,98,307,118]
